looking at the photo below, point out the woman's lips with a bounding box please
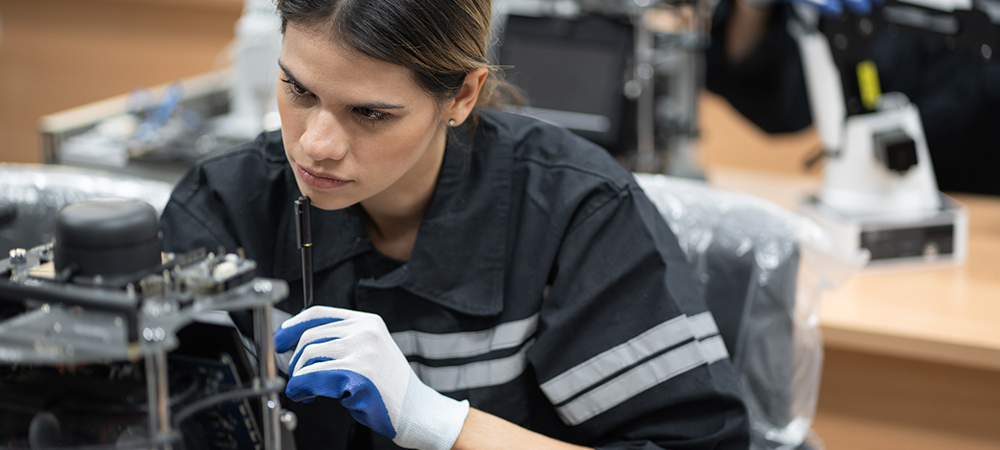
[296,164,351,190]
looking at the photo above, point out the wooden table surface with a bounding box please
[706,166,1000,450]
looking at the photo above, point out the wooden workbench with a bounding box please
[706,166,1000,450]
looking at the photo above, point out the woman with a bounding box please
[160,0,749,448]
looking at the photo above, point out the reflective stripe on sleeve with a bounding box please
[556,339,703,425]
[541,311,729,425]
[700,335,729,364]
[392,313,539,359]
[540,314,694,405]
[689,311,721,339]
[410,340,535,392]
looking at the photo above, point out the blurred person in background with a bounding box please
[706,0,1000,195]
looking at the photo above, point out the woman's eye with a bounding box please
[354,107,390,124]
[356,108,382,119]
[280,77,312,99]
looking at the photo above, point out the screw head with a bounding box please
[254,281,273,293]
[279,410,298,431]
[859,18,873,36]
[8,248,26,264]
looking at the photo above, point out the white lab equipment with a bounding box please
[790,0,996,268]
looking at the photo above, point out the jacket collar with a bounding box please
[272,113,511,316]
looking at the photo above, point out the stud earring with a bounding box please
[448,119,456,126]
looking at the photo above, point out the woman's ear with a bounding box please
[445,67,489,126]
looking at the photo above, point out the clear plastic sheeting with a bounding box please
[635,173,864,450]
[0,163,174,255]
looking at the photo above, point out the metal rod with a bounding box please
[633,8,658,173]
[145,350,172,450]
[0,280,144,344]
[255,304,281,450]
[294,196,314,309]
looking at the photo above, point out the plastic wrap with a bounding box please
[635,173,864,450]
[0,163,174,255]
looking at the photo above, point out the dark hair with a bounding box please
[277,0,514,112]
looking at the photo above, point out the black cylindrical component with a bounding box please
[294,197,312,248]
[28,412,61,448]
[301,249,313,308]
[54,200,162,278]
[294,196,314,308]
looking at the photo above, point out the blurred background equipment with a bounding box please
[37,0,282,185]
[794,0,998,268]
[496,0,710,176]
[209,0,283,141]
[0,163,173,255]
[499,13,635,153]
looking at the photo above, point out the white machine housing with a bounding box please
[794,19,969,268]
[822,100,940,217]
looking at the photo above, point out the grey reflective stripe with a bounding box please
[691,312,728,363]
[542,312,730,425]
[700,335,729,364]
[557,336,726,425]
[540,315,694,405]
[689,311,720,339]
[391,313,539,359]
[412,340,534,392]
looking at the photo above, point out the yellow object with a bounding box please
[857,60,882,110]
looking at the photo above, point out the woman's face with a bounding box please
[277,23,451,211]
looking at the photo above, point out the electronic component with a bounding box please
[0,199,292,449]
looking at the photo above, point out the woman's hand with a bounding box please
[274,306,470,450]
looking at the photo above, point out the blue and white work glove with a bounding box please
[741,0,877,16]
[274,306,470,450]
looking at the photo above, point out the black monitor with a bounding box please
[498,14,635,154]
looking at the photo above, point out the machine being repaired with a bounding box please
[795,0,997,267]
[0,199,292,449]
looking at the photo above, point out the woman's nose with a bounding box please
[300,110,349,161]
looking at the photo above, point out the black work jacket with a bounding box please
[160,109,749,450]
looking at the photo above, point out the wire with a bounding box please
[171,380,286,426]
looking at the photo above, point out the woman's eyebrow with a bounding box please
[352,101,405,110]
[277,59,406,110]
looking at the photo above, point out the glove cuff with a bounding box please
[394,371,470,450]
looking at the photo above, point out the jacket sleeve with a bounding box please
[528,183,750,450]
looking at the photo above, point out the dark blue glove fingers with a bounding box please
[285,368,397,439]
[273,316,343,353]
